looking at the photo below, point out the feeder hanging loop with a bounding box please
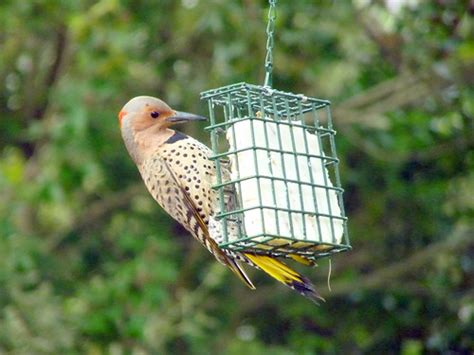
[264,0,277,88]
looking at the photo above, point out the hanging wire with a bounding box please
[327,258,332,292]
[263,0,277,88]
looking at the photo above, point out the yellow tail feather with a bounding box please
[289,254,317,267]
[244,253,324,304]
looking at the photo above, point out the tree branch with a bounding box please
[325,225,473,297]
[333,72,446,128]
[49,183,145,251]
[33,25,68,120]
[21,24,68,157]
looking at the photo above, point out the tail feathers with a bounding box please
[244,253,325,304]
[226,257,256,290]
[288,254,317,267]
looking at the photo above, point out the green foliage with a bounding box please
[0,0,473,353]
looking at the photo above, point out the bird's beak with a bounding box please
[166,111,207,123]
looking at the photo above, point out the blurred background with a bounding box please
[0,0,473,353]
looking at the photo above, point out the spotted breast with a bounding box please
[138,131,228,260]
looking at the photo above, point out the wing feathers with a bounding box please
[162,159,255,290]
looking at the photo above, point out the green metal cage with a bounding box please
[201,82,350,261]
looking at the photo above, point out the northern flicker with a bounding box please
[118,96,324,303]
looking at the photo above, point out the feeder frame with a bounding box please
[201,83,350,261]
[199,0,350,261]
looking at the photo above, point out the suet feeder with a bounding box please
[200,1,350,261]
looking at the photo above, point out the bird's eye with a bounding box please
[150,111,160,119]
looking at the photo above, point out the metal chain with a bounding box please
[263,0,277,88]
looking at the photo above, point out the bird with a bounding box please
[118,95,324,303]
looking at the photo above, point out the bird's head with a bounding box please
[118,96,206,132]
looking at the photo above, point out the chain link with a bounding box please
[264,0,277,87]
